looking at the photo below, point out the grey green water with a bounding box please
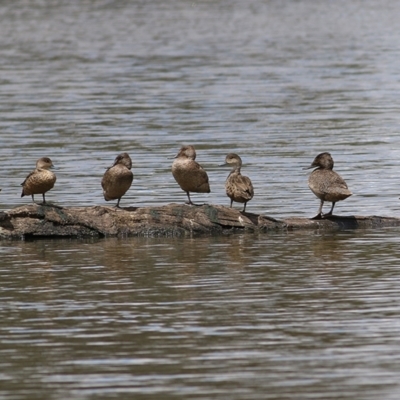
[2,232,400,400]
[1,0,400,399]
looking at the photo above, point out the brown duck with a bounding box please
[21,157,56,204]
[306,152,352,219]
[222,153,254,212]
[172,145,210,205]
[101,152,133,208]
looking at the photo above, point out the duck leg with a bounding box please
[242,202,247,212]
[311,199,324,220]
[185,191,194,205]
[324,202,336,217]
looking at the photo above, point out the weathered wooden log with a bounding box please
[0,203,399,239]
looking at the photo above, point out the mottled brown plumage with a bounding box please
[21,157,56,204]
[306,152,352,219]
[171,145,210,205]
[101,152,133,208]
[222,153,254,212]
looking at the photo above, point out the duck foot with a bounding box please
[323,212,333,218]
[311,212,335,220]
[39,202,63,209]
[310,213,323,220]
[185,201,205,207]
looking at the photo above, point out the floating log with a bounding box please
[0,203,400,239]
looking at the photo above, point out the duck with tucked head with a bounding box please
[101,152,134,208]
[21,157,56,204]
[172,145,210,205]
[222,153,254,212]
[306,152,352,219]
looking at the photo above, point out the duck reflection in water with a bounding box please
[21,157,56,204]
[101,152,134,208]
[171,145,210,205]
[221,153,254,212]
[305,152,352,219]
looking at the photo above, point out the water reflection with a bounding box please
[2,0,400,398]
[2,230,400,398]
[2,195,400,385]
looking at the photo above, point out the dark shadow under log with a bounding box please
[0,203,400,239]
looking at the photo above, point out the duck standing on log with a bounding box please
[21,157,56,204]
[222,153,254,212]
[305,152,352,219]
[101,152,133,208]
[172,145,210,205]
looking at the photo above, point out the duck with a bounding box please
[21,157,56,204]
[306,152,352,219]
[222,153,254,212]
[171,145,210,205]
[101,152,134,208]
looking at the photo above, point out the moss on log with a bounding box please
[0,203,399,239]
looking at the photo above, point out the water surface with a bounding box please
[0,0,400,216]
[1,0,400,399]
[2,231,400,399]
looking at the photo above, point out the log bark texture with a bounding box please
[0,203,399,239]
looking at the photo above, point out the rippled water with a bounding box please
[1,0,400,216]
[2,231,400,399]
[1,0,400,399]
